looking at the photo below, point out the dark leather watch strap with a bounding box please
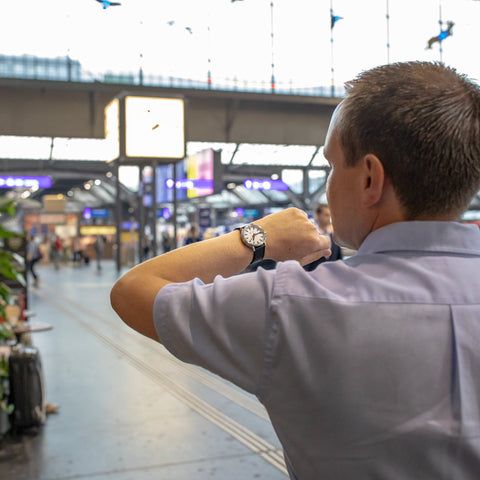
[251,244,266,264]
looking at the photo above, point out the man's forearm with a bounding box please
[122,230,252,286]
[117,208,330,285]
[110,208,331,341]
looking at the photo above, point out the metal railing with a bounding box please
[0,54,345,98]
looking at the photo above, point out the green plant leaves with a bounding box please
[0,322,14,341]
[0,225,18,239]
[0,251,25,285]
[0,357,14,414]
[0,198,15,217]
[0,398,14,415]
[0,197,26,322]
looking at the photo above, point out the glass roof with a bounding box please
[0,136,52,159]
[232,185,269,204]
[119,166,140,192]
[233,143,318,167]
[4,134,478,215]
[261,189,290,202]
[187,142,238,164]
[203,189,243,208]
[52,137,113,161]
[0,136,326,168]
[310,146,329,167]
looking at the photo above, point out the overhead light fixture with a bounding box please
[165,178,214,190]
[243,179,289,191]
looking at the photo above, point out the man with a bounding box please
[53,234,62,270]
[94,235,105,271]
[72,236,84,266]
[26,234,41,287]
[314,203,332,236]
[304,203,342,271]
[111,62,480,479]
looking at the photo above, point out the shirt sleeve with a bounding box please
[153,267,277,395]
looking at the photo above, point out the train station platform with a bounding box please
[0,260,287,480]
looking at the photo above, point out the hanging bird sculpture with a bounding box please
[331,13,343,29]
[95,0,121,9]
[426,21,454,49]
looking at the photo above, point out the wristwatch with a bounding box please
[236,223,266,264]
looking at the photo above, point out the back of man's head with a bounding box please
[337,61,480,219]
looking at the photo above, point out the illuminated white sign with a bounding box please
[125,96,185,159]
[104,98,120,162]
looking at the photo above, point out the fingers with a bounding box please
[256,208,331,263]
[300,248,332,266]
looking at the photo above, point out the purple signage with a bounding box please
[243,179,289,191]
[0,175,52,189]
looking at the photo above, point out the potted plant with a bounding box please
[0,197,25,435]
[0,355,13,435]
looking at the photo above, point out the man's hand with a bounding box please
[256,208,331,265]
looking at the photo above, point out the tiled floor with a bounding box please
[0,260,287,480]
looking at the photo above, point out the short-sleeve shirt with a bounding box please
[154,221,480,479]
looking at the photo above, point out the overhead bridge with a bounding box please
[0,77,340,146]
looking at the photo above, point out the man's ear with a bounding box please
[361,154,385,207]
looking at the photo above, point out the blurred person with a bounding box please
[304,203,343,272]
[161,231,173,253]
[94,235,105,271]
[111,62,480,479]
[53,234,62,270]
[183,223,203,245]
[142,233,151,261]
[72,236,84,266]
[26,234,41,287]
[316,203,357,259]
[314,203,333,235]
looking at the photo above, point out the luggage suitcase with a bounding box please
[8,344,46,429]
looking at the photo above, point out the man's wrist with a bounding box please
[235,224,267,265]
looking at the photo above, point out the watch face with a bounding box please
[242,224,266,247]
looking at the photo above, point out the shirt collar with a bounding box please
[357,221,480,256]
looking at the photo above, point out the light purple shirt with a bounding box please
[154,221,480,479]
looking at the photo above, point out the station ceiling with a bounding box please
[2,135,480,220]
[0,136,331,215]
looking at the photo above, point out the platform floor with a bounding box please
[0,260,287,480]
